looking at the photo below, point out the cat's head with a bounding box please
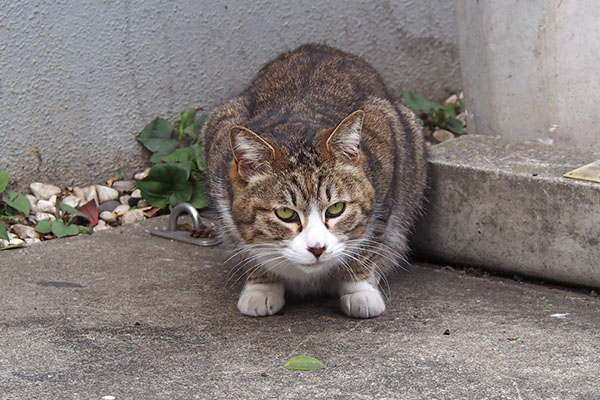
[227,110,375,281]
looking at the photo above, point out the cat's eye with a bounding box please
[325,202,346,218]
[275,207,298,223]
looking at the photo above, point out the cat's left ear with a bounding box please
[326,110,364,163]
[230,126,276,181]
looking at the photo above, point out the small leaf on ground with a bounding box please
[0,223,9,242]
[0,170,9,193]
[35,220,53,234]
[0,242,24,251]
[76,200,99,226]
[284,356,326,371]
[60,202,88,219]
[402,92,442,114]
[3,189,31,215]
[51,220,79,238]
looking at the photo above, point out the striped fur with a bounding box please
[203,44,427,318]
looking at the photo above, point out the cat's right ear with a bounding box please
[229,126,276,181]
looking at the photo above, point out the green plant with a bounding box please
[34,202,93,239]
[0,170,30,244]
[402,90,465,135]
[135,110,210,210]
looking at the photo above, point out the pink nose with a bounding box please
[308,246,326,259]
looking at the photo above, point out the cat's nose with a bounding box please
[307,245,326,259]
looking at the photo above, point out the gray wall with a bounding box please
[1,0,460,190]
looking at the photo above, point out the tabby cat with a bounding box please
[203,44,427,318]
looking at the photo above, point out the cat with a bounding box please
[202,44,427,318]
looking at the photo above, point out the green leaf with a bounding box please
[60,202,88,219]
[449,87,461,95]
[178,110,197,141]
[149,140,178,163]
[0,170,9,193]
[446,117,465,135]
[0,223,9,242]
[134,163,192,209]
[77,225,92,234]
[444,106,456,119]
[35,220,53,234]
[284,356,326,371]
[195,114,209,132]
[159,147,195,163]
[0,242,24,250]
[51,220,80,238]
[193,144,206,172]
[137,118,174,153]
[168,181,193,208]
[189,179,210,209]
[3,189,31,215]
[402,92,443,114]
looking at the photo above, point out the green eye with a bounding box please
[275,207,298,223]
[325,202,346,218]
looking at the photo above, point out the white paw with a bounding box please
[339,281,385,318]
[237,282,285,317]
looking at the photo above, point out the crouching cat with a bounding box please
[203,44,426,318]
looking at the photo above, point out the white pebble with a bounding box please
[73,186,98,203]
[137,199,148,208]
[61,195,81,208]
[134,168,150,181]
[433,129,456,143]
[456,112,467,127]
[37,195,57,214]
[111,180,134,193]
[119,195,131,205]
[11,224,40,239]
[96,185,119,203]
[102,396,116,400]
[443,94,458,107]
[93,219,112,232]
[30,182,61,200]
[35,212,56,221]
[113,204,130,215]
[131,189,142,198]
[26,195,38,213]
[24,237,42,245]
[99,211,117,223]
[120,209,145,224]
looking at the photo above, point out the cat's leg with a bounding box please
[338,270,385,319]
[237,272,285,317]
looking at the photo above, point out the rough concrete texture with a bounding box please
[413,135,600,288]
[1,0,460,191]
[2,216,599,399]
[456,0,600,150]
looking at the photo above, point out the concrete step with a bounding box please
[412,135,600,288]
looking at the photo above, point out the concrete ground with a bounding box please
[1,216,599,400]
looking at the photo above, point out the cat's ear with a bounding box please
[326,110,364,163]
[229,126,276,180]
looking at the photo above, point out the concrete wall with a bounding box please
[457,0,600,150]
[1,0,460,190]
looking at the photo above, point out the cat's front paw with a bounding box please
[237,282,285,317]
[339,281,385,318]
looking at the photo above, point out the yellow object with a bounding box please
[564,160,600,183]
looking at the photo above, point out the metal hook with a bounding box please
[151,203,220,247]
